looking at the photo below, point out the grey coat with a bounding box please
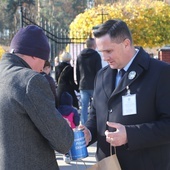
[0,53,74,170]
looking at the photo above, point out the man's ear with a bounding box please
[123,38,131,48]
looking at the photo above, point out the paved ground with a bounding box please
[56,142,97,170]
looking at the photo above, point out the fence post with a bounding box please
[18,0,23,28]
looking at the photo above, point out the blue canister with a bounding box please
[69,129,88,160]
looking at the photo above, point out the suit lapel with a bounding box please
[102,67,117,99]
[110,47,150,97]
[112,66,143,96]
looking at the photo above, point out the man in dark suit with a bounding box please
[80,19,170,170]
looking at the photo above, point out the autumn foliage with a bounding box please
[69,0,170,48]
[0,46,5,60]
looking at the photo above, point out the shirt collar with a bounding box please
[121,48,139,72]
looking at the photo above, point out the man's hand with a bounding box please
[105,121,128,146]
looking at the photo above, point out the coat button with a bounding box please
[109,109,112,113]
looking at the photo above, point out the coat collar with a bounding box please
[2,53,32,69]
[102,47,150,98]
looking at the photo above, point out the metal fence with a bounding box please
[21,9,92,68]
[0,8,92,69]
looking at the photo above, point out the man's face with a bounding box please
[96,34,129,69]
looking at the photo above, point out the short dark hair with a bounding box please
[86,38,95,48]
[93,19,133,44]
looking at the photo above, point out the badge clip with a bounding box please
[126,86,130,95]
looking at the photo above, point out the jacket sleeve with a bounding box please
[24,74,74,154]
[85,71,100,144]
[68,66,79,92]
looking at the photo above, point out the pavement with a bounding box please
[56,142,97,170]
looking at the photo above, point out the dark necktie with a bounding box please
[119,69,126,78]
[115,69,126,87]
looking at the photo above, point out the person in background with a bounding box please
[76,38,102,125]
[58,92,80,164]
[80,19,170,170]
[54,56,59,83]
[54,56,59,67]
[0,25,73,170]
[55,51,79,109]
[41,60,58,108]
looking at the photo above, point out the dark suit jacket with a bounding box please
[86,47,170,170]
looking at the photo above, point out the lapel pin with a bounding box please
[128,71,136,80]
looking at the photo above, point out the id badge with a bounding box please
[122,86,137,116]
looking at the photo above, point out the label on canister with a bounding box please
[69,130,88,160]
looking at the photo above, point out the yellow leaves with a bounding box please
[0,46,5,60]
[69,0,170,48]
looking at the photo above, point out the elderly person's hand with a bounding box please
[78,124,91,145]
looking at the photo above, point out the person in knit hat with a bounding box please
[0,25,73,170]
[58,92,80,129]
[58,91,80,164]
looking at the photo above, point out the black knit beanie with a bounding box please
[10,25,50,61]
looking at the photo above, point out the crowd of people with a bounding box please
[1,18,170,170]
